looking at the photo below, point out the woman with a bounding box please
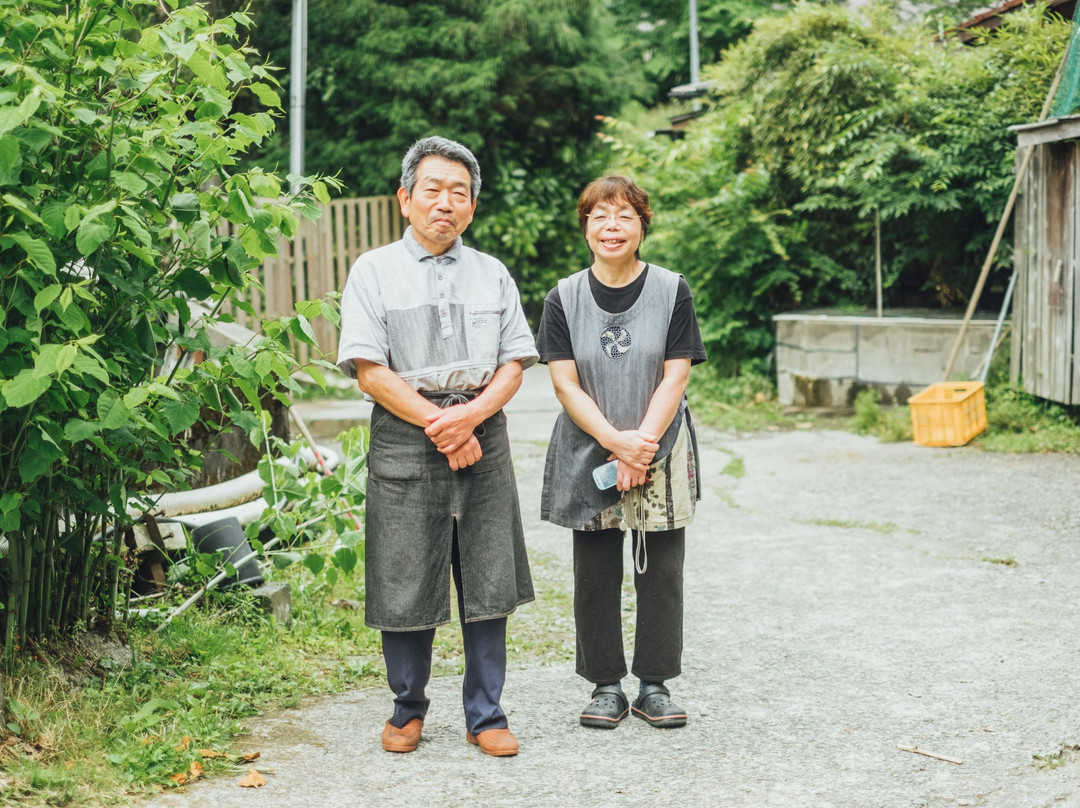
[537,176,706,730]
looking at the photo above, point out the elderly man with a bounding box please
[337,136,538,757]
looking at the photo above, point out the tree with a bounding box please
[607,0,781,105]
[241,0,636,318]
[604,3,1069,372]
[0,0,336,662]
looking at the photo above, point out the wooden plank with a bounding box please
[1011,147,1027,385]
[1064,145,1077,403]
[1074,148,1080,403]
[358,197,370,256]
[377,196,390,246]
[1045,144,1065,401]
[344,198,357,266]
[1036,144,1051,399]
[1014,115,1080,149]
[318,202,337,358]
[1023,146,1042,396]
[333,199,348,294]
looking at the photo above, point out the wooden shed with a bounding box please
[1010,115,1080,404]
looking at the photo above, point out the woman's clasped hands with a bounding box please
[607,429,658,491]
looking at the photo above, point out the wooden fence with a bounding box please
[226,195,405,365]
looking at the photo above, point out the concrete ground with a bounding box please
[145,365,1080,808]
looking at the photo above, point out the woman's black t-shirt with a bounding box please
[535,265,707,365]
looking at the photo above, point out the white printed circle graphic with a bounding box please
[600,325,632,359]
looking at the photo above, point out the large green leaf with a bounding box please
[173,267,213,299]
[64,419,101,442]
[2,369,52,408]
[18,427,63,483]
[0,135,22,185]
[76,218,112,256]
[161,397,200,435]
[96,389,131,430]
[0,92,41,137]
[8,232,56,275]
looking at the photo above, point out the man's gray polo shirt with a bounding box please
[337,227,538,392]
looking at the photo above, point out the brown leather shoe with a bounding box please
[381,719,422,753]
[465,727,519,757]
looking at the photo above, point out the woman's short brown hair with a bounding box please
[576,175,653,243]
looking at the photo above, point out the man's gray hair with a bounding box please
[400,136,482,199]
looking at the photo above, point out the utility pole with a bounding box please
[289,0,308,193]
[689,0,700,86]
[689,0,701,111]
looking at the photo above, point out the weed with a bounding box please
[1034,744,1080,770]
[852,389,913,442]
[688,366,820,432]
[979,381,1080,453]
[801,518,899,534]
[981,556,1017,567]
[0,544,578,807]
[721,456,745,479]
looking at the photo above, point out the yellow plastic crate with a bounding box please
[908,381,987,447]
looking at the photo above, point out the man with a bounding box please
[337,136,538,757]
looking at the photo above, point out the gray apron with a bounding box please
[541,265,698,529]
[364,400,534,631]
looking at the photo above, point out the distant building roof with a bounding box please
[953,0,1076,41]
[668,80,714,99]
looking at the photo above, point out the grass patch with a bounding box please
[687,366,821,432]
[1,547,576,807]
[1034,744,1080,770]
[800,518,899,534]
[721,455,745,479]
[851,389,913,442]
[0,569,384,806]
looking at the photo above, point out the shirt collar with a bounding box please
[403,226,462,263]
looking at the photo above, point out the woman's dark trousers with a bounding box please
[572,527,685,684]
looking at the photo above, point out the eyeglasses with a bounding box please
[588,211,639,226]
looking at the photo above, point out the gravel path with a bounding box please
[145,367,1080,808]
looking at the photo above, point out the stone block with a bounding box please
[250,581,291,627]
[774,310,1003,408]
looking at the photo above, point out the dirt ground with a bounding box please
[145,366,1080,808]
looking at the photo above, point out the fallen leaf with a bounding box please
[197,748,226,758]
[239,751,261,763]
[238,768,266,789]
[169,772,186,786]
[175,736,191,752]
[188,761,203,782]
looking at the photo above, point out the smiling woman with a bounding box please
[535,175,708,732]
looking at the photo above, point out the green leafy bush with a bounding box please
[605,3,1068,370]
[0,0,338,663]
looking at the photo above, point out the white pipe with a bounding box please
[136,443,338,517]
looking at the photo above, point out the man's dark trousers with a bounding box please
[381,530,509,735]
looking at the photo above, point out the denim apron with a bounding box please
[364,398,535,631]
[540,265,696,529]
